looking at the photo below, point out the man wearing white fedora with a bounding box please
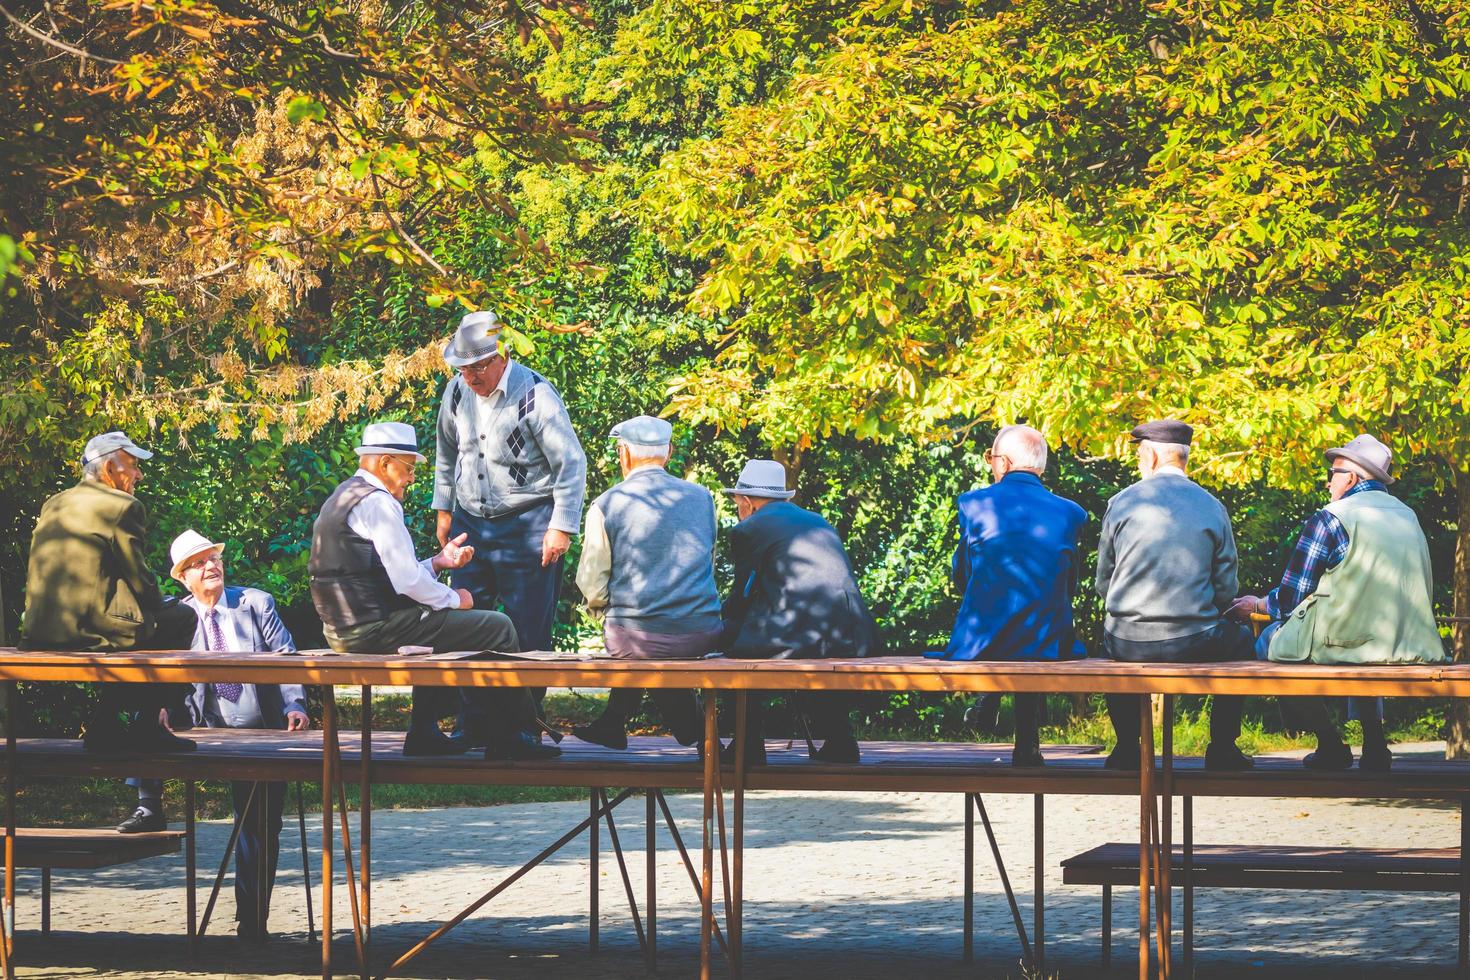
[720,459,882,764]
[1231,433,1447,771]
[124,530,306,941]
[433,311,587,740]
[309,421,556,760]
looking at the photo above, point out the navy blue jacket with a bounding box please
[933,472,1087,662]
[721,501,882,660]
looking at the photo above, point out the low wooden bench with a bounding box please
[9,828,184,935]
[1062,842,1467,968]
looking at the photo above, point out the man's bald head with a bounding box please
[992,424,1048,475]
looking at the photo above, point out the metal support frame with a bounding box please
[298,782,316,944]
[1183,795,1193,974]
[972,792,1033,965]
[1035,793,1045,972]
[589,791,599,954]
[185,780,197,954]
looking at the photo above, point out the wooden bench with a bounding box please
[8,828,184,935]
[1062,842,1467,968]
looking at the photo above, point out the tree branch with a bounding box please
[0,2,126,65]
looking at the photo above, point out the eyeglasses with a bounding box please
[1327,468,1356,480]
[182,552,223,573]
[983,449,1010,467]
[459,357,501,380]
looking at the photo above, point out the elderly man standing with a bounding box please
[1230,435,1445,771]
[434,311,587,738]
[125,530,308,941]
[1096,421,1255,771]
[571,416,712,751]
[929,425,1087,768]
[721,459,882,764]
[310,421,556,761]
[21,432,197,753]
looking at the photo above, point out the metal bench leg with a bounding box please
[646,790,657,972]
[1460,796,1467,973]
[589,791,599,954]
[40,869,48,936]
[1102,883,1111,969]
[1184,796,1194,976]
[297,783,315,945]
[1035,793,1044,973]
[963,793,974,963]
[185,781,196,955]
[973,793,1032,965]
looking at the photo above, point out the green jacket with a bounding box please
[20,480,166,651]
[1268,489,1446,665]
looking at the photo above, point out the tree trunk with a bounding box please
[1444,465,1470,758]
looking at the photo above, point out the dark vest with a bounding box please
[308,476,416,631]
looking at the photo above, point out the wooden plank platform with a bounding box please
[1063,841,1462,889]
[6,729,1468,799]
[7,828,183,870]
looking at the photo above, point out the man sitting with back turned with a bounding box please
[22,431,197,754]
[571,416,710,751]
[720,459,882,765]
[930,425,1088,768]
[308,421,556,761]
[1096,420,1255,772]
[1230,434,1446,771]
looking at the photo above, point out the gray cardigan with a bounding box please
[431,362,587,534]
[1094,470,1239,643]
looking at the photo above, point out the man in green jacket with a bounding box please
[21,432,198,753]
[1230,434,1445,771]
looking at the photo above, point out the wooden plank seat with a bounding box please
[8,827,184,936]
[1062,842,1467,967]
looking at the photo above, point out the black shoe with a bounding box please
[120,724,196,754]
[1359,744,1393,772]
[486,731,562,761]
[571,719,628,751]
[448,731,489,751]
[117,805,166,834]
[1204,743,1254,772]
[1104,744,1141,771]
[963,694,1003,735]
[1011,745,1046,769]
[403,728,470,757]
[812,736,860,764]
[720,740,767,767]
[1303,742,1354,771]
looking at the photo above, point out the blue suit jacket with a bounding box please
[182,586,306,729]
[933,472,1087,662]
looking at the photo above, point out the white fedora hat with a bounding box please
[443,310,502,368]
[722,459,795,499]
[169,529,225,580]
[1325,433,1394,485]
[355,421,426,462]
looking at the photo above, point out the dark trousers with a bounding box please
[739,692,856,747]
[1293,696,1388,751]
[94,601,198,735]
[325,607,534,740]
[232,779,286,936]
[1104,622,1254,753]
[450,503,563,723]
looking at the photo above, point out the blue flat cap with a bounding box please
[1130,419,1193,446]
[610,415,673,448]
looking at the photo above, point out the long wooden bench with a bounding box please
[1062,842,1466,969]
[9,827,184,935]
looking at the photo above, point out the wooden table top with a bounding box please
[1,648,1468,696]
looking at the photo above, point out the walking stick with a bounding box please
[297,782,316,944]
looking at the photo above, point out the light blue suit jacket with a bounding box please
[182,586,306,729]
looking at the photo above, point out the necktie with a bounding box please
[207,611,244,704]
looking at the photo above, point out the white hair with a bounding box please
[992,424,1048,473]
[1140,439,1190,466]
[82,449,124,481]
[619,440,671,462]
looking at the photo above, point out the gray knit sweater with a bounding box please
[1094,470,1239,642]
[431,362,587,534]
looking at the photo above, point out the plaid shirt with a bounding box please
[1264,481,1386,618]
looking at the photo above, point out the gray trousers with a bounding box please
[325,607,532,739]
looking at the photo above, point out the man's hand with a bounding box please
[432,532,475,572]
[542,528,572,567]
[436,510,453,548]
[455,588,475,610]
[158,708,173,731]
[1227,595,1260,623]
[285,710,310,732]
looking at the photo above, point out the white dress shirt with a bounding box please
[344,468,458,610]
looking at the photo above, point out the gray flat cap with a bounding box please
[610,415,673,448]
[82,431,153,465]
[1130,419,1193,446]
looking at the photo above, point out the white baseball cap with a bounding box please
[81,431,153,466]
